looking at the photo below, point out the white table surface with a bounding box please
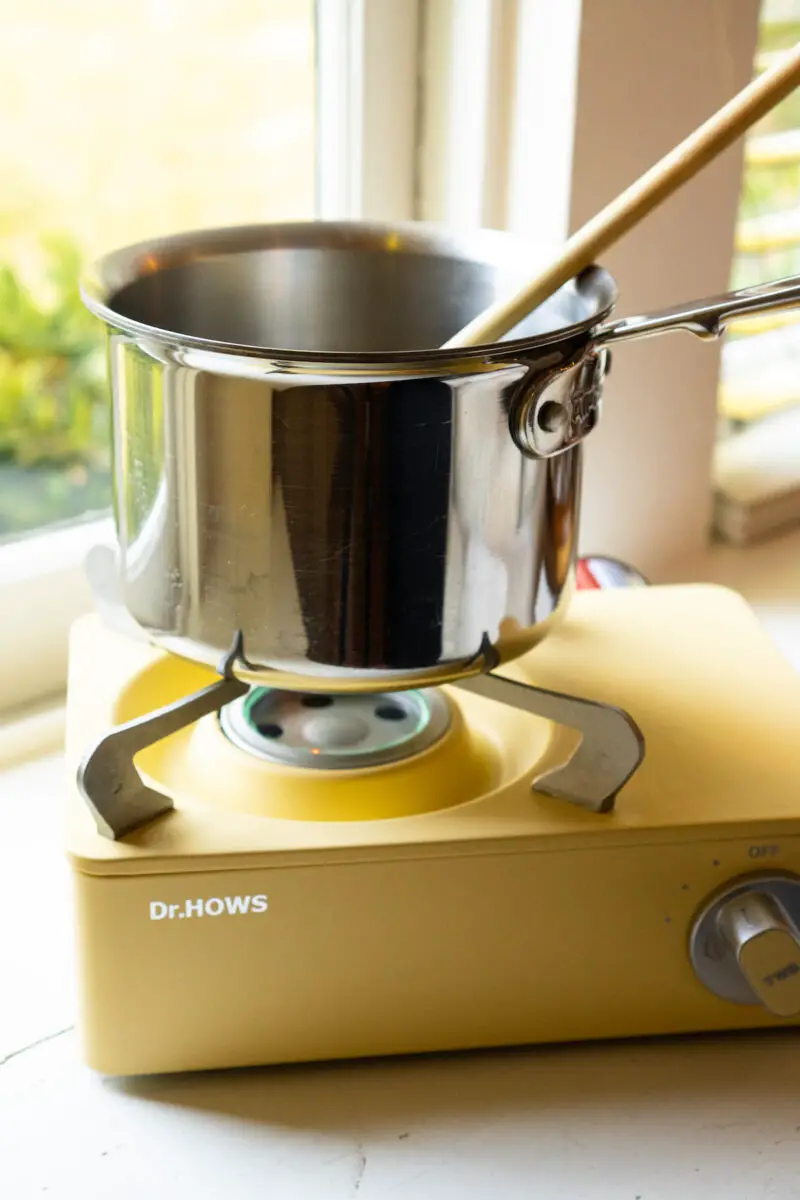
[4,542,800,1199]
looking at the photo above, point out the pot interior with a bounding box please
[94,222,616,357]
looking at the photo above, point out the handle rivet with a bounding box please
[537,400,568,434]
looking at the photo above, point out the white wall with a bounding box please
[570,0,761,576]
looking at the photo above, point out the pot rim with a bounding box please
[81,218,618,368]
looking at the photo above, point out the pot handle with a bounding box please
[509,349,607,459]
[593,274,800,346]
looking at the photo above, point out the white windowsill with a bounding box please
[658,524,800,602]
[656,525,800,672]
[0,699,66,772]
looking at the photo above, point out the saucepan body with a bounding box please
[82,220,800,688]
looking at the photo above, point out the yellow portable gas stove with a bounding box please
[66,581,800,1076]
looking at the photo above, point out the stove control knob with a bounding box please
[719,892,800,1017]
[689,875,800,1017]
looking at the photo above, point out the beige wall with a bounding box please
[571,0,761,576]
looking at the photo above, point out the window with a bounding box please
[0,0,319,716]
[714,0,800,545]
[0,0,316,541]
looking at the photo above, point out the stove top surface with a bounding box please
[65,585,800,873]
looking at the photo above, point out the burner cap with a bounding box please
[219,687,451,770]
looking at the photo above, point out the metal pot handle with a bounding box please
[509,349,607,459]
[594,274,800,345]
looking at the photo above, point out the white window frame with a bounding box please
[0,0,761,727]
[316,0,420,220]
[0,516,113,717]
[416,0,582,238]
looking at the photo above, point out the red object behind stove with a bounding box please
[576,557,649,590]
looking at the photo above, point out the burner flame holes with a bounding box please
[219,686,452,771]
[255,722,283,739]
[375,704,406,722]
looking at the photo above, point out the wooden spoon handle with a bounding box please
[443,43,800,349]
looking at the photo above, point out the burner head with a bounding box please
[219,687,452,770]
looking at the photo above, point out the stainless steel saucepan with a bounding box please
[82,220,800,691]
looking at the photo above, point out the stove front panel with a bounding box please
[72,830,800,1075]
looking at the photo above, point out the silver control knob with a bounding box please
[718,891,800,1016]
[689,874,800,1017]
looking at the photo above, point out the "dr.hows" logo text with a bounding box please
[149,895,268,921]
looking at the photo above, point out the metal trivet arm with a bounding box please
[452,672,645,812]
[78,639,249,841]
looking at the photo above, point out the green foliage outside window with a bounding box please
[0,236,110,537]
